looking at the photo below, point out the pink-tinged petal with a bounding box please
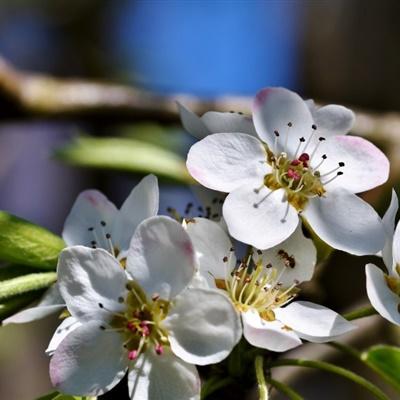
[252,222,316,287]
[177,102,210,139]
[62,190,117,249]
[312,135,389,193]
[274,301,355,343]
[253,87,314,159]
[50,321,127,396]
[128,348,201,400]
[382,189,398,270]
[127,216,196,300]
[366,263,400,326]
[186,132,269,192]
[111,174,159,253]
[163,288,241,365]
[185,217,236,288]
[304,189,385,256]
[223,186,298,249]
[308,103,355,137]
[242,309,302,352]
[57,246,128,323]
[46,317,81,355]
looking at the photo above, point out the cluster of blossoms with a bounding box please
[6,87,398,399]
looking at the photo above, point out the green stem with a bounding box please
[200,376,234,399]
[255,355,268,400]
[266,378,304,400]
[343,306,377,321]
[329,342,400,393]
[270,359,389,400]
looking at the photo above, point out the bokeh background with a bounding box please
[0,1,400,399]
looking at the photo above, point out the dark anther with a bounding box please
[88,227,94,231]
[256,249,262,255]
[166,207,173,212]
[253,204,259,209]
[118,297,124,303]
[100,326,106,330]
[100,221,106,227]
[322,154,327,159]
[212,213,219,219]
[98,303,104,308]
[106,233,111,239]
[229,110,235,113]
[319,137,326,141]
[92,245,97,249]
[212,198,218,204]
[337,171,344,176]
[312,124,317,130]
[238,111,244,115]
[287,122,293,127]
[223,256,228,262]
[219,199,224,204]
[230,247,235,252]
[299,137,306,142]
[274,130,280,137]
[91,240,97,245]
[338,162,345,167]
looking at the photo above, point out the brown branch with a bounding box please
[0,55,400,145]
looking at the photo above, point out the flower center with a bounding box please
[216,256,299,321]
[385,274,400,297]
[103,280,170,360]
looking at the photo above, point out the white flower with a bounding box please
[366,190,400,325]
[178,102,257,139]
[3,174,159,325]
[186,217,355,352]
[186,87,389,255]
[48,216,241,399]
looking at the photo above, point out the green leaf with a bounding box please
[0,212,65,269]
[55,136,194,184]
[362,345,400,391]
[0,272,57,301]
[0,291,43,321]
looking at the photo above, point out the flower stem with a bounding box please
[343,306,377,321]
[270,358,389,400]
[255,355,269,400]
[200,376,234,399]
[266,377,304,400]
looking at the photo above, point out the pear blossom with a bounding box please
[186,87,389,255]
[366,190,400,325]
[3,174,159,325]
[186,217,355,352]
[48,216,241,399]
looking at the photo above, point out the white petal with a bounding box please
[128,348,200,400]
[366,263,400,325]
[62,190,117,249]
[202,111,257,136]
[310,104,355,137]
[163,288,241,365]
[392,221,400,272]
[186,132,268,192]
[304,189,385,255]
[312,135,389,193]
[185,218,236,289]
[127,216,196,300]
[37,283,64,306]
[253,222,316,287]
[111,175,159,253]
[242,309,302,352]
[57,246,128,323]
[50,321,127,396]
[274,301,355,343]
[177,102,210,139]
[2,304,65,325]
[46,317,81,355]
[223,186,298,249]
[253,87,314,158]
[382,190,398,270]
